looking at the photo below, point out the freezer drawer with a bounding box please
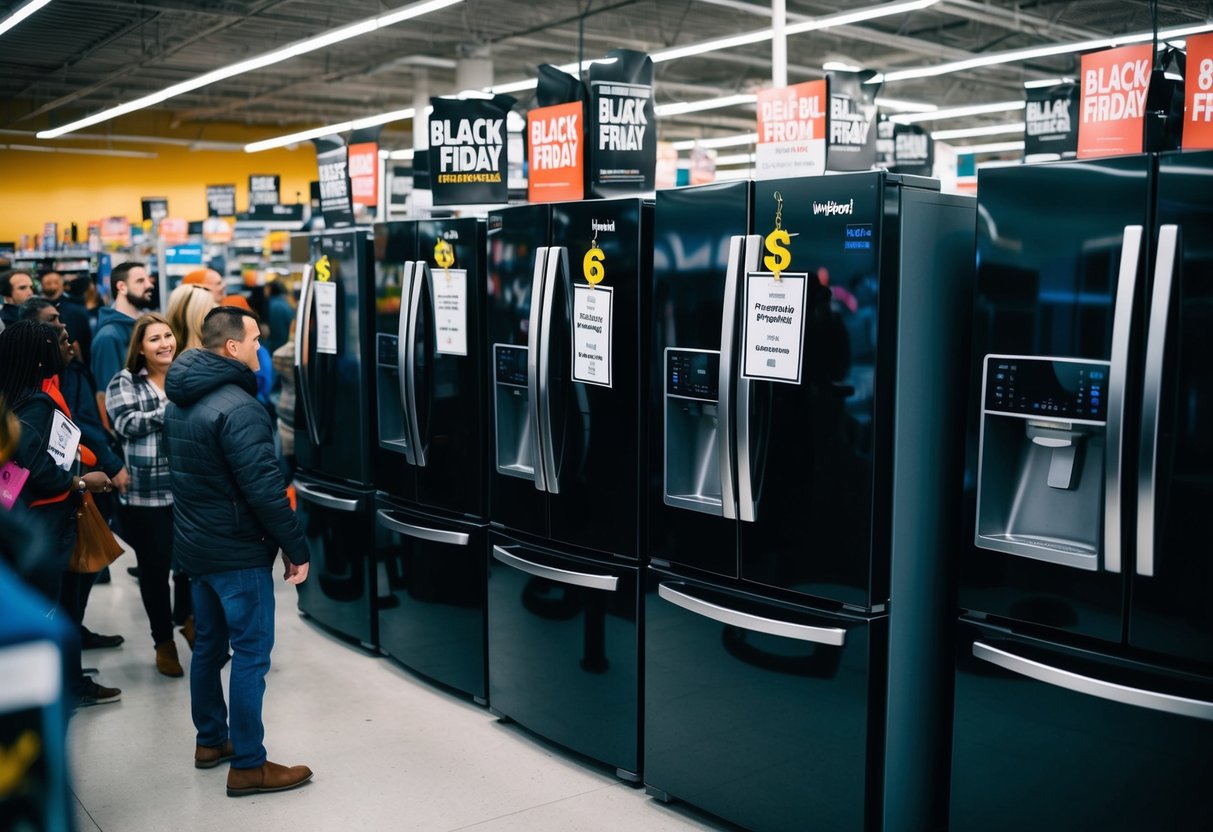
[951,619,1213,831]
[487,534,640,778]
[375,499,487,701]
[644,570,887,832]
[293,478,377,649]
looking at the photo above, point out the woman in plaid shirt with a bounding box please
[105,312,190,678]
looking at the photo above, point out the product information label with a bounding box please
[47,410,81,471]
[431,268,468,356]
[742,272,808,384]
[314,280,338,355]
[572,284,613,387]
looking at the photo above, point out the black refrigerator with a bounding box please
[292,228,379,650]
[951,152,1213,831]
[486,198,651,780]
[371,217,490,702]
[644,174,975,832]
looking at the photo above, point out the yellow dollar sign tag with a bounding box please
[764,229,791,280]
[434,239,455,269]
[315,255,331,282]
[584,246,605,286]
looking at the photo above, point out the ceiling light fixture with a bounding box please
[0,0,53,38]
[891,100,1025,125]
[1023,77,1077,89]
[669,133,759,151]
[37,0,463,139]
[952,140,1025,156]
[244,106,423,153]
[931,122,1025,140]
[2,143,158,158]
[655,93,758,117]
[873,23,1213,84]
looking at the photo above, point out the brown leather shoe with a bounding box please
[180,616,196,650]
[194,740,235,769]
[226,760,313,797]
[155,641,184,677]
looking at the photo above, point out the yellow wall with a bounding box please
[0,143,319,243]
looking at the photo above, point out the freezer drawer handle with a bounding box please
[657,583,846,646]
[973,641,1213,721]
[292,481,360,512]
[375,510,470,546]
[1136,224,1179,578]
[492,545,618,592]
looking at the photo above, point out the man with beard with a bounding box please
[91,262,155,393]
[39,270,95,365]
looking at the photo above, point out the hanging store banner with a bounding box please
[892,123,933,175]
[428,94,514,205]
[827,70,881,171]
[206,184,237,217]
[312,134,355,228]
[755,80,828,180]
[140,197,168,223]
[876,117,896,168]
[1025,82,1079,160]
[348,126,382,209]
[588,49,656,197]
[528,100,585,203]
[1078,44,1152,158]
[1184,32,1213,149]
[248,175,280,209]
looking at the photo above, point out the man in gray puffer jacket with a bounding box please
[164,305,313,798]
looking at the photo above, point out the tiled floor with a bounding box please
[68,567,736,831]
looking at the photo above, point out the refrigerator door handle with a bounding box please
[537,246,566,495]
[294,261,321,449]
[405,261,428,468]
[492,545,618,592]
[735,234,763,523]
[293,480,360,512]
[1137,224,1179,578]
[657,583,846,646]
[1104,224,1143,574]
[375,509,470,546]
[718,236,743,520]
[974,641,1213,721]
[527,247,550,492]
[396,261,417,466]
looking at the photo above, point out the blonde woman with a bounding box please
[166,283,217,353]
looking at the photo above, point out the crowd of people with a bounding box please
[0,262,314,797]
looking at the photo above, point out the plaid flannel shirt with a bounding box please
[105,368,173,507]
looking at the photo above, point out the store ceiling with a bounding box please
[0,0,1205,152]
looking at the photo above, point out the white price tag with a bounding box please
[47,410,82,471]
[432,268,468,356]
[314,281,338,355]
[572,284,613,387]
[742,272,808,384]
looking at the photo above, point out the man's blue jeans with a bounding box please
[190,566,275,769]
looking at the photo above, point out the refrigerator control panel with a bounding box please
[666,349,719,401]
[495,344,528,387]
[983,356,1108,422]
[377,333,398,367]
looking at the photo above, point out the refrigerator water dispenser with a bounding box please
[494,344,535,479]
[975,355,1110,571]
[664,348,724,516]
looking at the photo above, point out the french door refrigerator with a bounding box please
[645,174,975,832]
[372,218,490,702]
[952,151,1213,831]
[486,198,651,780]
[292,228,378,650]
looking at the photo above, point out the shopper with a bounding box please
[164,306,312,796]
[181,268,226,302]
[270,320,296,483]
[0,320,120,706]
[264,280,294,355]
[166,283,217,353]
[219,295,273,408]
[106,312,190,678]
[1,269,35,327]
[40,270,94,365]
[91,262,155,394]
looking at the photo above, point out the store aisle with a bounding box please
[68,568,727,831]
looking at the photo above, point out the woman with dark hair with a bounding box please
[106,312,189,677]
[0,319,120,706]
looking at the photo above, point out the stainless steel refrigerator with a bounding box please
[644,174,975,832]
[486,198,651,780]
[292,228,379,650]
[951,151,1213,831]
[371,218,490,702]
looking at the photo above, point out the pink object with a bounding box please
[0,461,30,510]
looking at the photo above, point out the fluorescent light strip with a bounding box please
[875,97,937,113]
[386,149,417,161]
[244,107,422,153]
[37,0,462,139]
[670,133,758,151]
[931,122,1024,140]
[2,143,157,158]
[953,140,1025,156]
[656,93,757,116]
[0,0,53,38]
[1023,77,1076,89]
[876,23,1213,84]
[892,100,1024,125]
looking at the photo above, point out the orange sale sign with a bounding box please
[1078,44,1153,158]
[528,101,584,203]
[1183,32,1213,149]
